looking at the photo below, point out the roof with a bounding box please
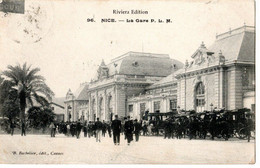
[175,26,255,76]
[51,97,65,108]
[103,52,183,77]
[147,73,176,89]
[73,83,89,100]
[208,26,255,63]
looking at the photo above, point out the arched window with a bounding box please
[196,82,205,95]
[99,97,104,120]
[92,99,96,120]
[195,82,205,112]
[107,95,113,121]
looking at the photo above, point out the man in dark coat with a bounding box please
[142,121,148,136]
[83,122,88,137]
[102,120,107,137]
[10,120,15,136]
[111,115,122,145]
[70,123,76,137]
[107,122,112,138]
[124,116,134,145]
[94,118,103,142]
[133,119,142,142]
[21,122,26,136]
[76,120,82,139]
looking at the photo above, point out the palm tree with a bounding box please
[1,63,54,125]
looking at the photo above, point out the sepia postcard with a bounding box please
[0,0,256,164]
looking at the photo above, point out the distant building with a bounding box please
[50,97,66,122]
[64,83,89,122]
[64,25,255,122]
[175,25,255,112]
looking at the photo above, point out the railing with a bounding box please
[216,25,255,40]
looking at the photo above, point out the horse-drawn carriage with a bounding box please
[221,109,255,140]
[143,108,255,141]
[194,108,255,140]
[146,112,176,136]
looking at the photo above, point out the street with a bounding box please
[0,134,255,164]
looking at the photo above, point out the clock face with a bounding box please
[1,0,54,44]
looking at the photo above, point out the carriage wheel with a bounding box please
[221,130,229,140]
[250,131,255,139]
[233,130,240,138]
[238,128,247,140]
[159,129,165,136]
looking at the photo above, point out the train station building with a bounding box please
[64,25,255,122]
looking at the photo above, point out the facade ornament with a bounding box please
[200,41,206,48]
[185,60,189,68]
[97,59,109,79]
[132,61,139,67]
[244,22,247,30]
[218,50,225,65]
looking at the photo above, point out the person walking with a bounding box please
[134,119,142,142]
[111,115,122,145]
[94,118,103,142]
[76,120,82,139]
[124,116,134,145]
[49,122,55,137]
[102,120,106,137]
[66,122,71,136]
[21,122,26,136]
[142,121,148,136]
[10,120,15,136]
[83,122,88,137]
[107,122,112,138]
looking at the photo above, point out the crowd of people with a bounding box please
[160,112,254,142]
[53,115,143,145]
[48,111,254,144]
[7,110,254,144]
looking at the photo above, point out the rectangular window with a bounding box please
[251,104,255,112]
[154,101,161,112]
[140,103,146,119]
[140,103,146,113]
[128,104,133,112]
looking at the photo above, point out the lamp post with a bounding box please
[184,60,189,113]
[210,103,214,112]
[68,106,72,122]
[177,106,180,114]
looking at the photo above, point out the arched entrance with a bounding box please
[67,105,72,122]
[99,97,104,121]
[108,96,113,121]
[92,99,96,121]
[195,82,205,112]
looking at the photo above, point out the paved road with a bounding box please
[0,134,255,164]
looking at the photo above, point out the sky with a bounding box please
[0,0,255,97]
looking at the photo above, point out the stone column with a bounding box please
[95,91,98,120]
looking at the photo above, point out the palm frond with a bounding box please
[1,71,19,84]
[27,96,34,107]
[32,92,50,107]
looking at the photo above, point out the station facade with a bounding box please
[64,25,255,122]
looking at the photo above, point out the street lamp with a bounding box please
[68,106,72,122]
[177,106,180,114]
[210,103,213,112]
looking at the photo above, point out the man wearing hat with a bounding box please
[94,118,103,142]
[124,116,134,145]
[111,115,122,145]
[133,119,142,142]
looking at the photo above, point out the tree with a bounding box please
[0,78,20,120]
[1,63,54,127]
[27,106,55,129]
